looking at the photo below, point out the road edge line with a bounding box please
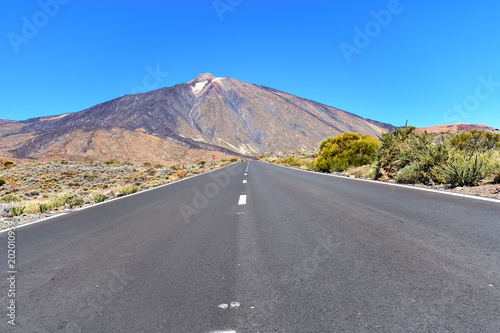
[0,162,244,234]
[259,161,500,204]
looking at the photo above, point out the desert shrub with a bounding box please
[53,159,68,164]
[93,194,106,203]
[3,161,14,167]
[48,195,66,209]
[373,125,416,179]
[395,132,449,184]
[175,170,185,178]
[0,195,22,203]
[198,161,207,166]
[10,205,25,216]
[230,158,238,162]
[143,162,152,167]
[0,178,5,186]
[312,132,380,173]
[83,173,98,180]
[105,160,117,165]
[170,164,180,170]
[65,194,85,207]
[119,185,140,195]
[440,151,488,187]
[154,164,164,169]
[281,156,302,167]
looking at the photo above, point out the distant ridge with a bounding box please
[414,123,499,134]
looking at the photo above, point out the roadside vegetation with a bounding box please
[261,126,500,194]
[0,158,241,227]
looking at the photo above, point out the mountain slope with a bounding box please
[0,73,394,164]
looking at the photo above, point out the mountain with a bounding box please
[0,73,394,165]
[414,123,499,134]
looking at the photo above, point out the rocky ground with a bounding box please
[0,158,239,229]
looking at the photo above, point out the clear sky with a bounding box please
[2,0,500,129]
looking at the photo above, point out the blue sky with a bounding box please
[2,0,500,129]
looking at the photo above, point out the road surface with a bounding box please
[1,161,500,332]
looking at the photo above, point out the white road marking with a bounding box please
[238,195,247,205]
[230,302,240,308]
[243,180,247,183]
[218,303,228,309]
[209,331,237,333]
[244,173,247,176]
[0,213,68,234]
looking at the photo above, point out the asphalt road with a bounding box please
[1,161,500,332]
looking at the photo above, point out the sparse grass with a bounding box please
[10,205,25,216]
[347,165,374,178]
[38,203,50,214]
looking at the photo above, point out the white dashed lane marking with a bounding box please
[243,180,247,184]
[238,195,247,205]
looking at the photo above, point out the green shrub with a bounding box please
[10,206,25,216]
[395,132,449,184]
[93,194,106,203]
[441,152,488,187]
[143,162,152,167]
[198,161,207,166]
[448,130,500,153]
[312,132,380,173]
[105,160,117,165]
[3,161,14,167]
[0,195,22,203]
[230,158,238,162]
[373,125,416,179]
[0,178,5,186]
[396,164,425,184]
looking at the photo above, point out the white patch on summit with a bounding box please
[191,81,208,94]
